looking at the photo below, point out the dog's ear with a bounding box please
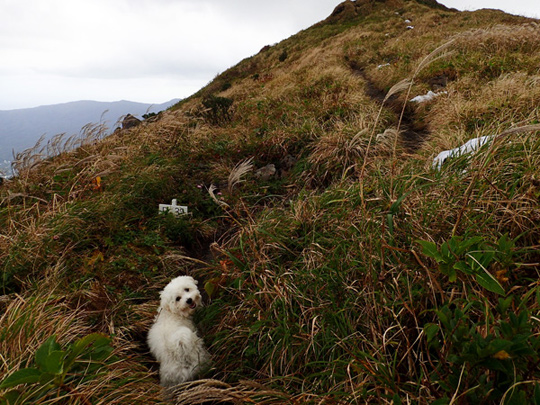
[186,276,198,285]
[165,297,177,313]
[159,289,174,313]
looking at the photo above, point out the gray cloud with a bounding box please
[2,0,342,109]
[1,0,538,110]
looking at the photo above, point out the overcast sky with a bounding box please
[1,0,539,111]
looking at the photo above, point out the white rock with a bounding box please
[410,90,447,103]
[433,135,494,170]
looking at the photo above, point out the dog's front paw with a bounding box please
[173,327,196,349]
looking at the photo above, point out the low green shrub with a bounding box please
[425,297,540,404]
[201,95,234,125]
[1,334,115,405]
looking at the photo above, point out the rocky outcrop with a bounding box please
[255,164,276,181]
[122,114,142,129]
[327,0,450,22]
[328,0,396,21]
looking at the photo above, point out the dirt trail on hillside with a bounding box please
[350,64,429,151]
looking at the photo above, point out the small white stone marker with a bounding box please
[159,199,188,217]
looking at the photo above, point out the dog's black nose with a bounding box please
[186,298,193,305]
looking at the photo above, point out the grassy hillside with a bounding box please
[2,0,540,403]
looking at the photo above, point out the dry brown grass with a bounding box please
[0,294,91,373]
[2,1,540,403]
[0,292,163,404]
[427,72,540,150]
[455,22,540,55]
[169,379,289,405]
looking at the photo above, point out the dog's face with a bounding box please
[160,276,202,317]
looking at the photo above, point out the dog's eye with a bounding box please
[175,296,181,302]
[184,288,190,292]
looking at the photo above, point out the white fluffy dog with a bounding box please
[148,276,210,387]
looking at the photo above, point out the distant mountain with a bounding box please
[0,99,180,175]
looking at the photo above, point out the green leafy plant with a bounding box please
[424,297,540,404]
[0,334,115,405]
[417,235,514,295]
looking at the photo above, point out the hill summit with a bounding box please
[327,0,450,21]
[1,0,540,403]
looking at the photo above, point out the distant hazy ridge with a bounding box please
[0,99,179,173]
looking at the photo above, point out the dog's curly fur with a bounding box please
[147,276,210,387]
